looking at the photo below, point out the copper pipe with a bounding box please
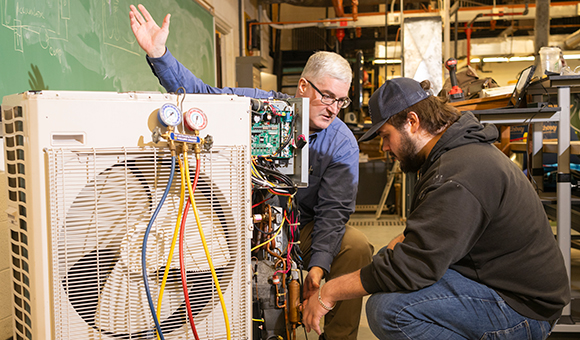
[332,0,345,17]
[274,259,287,308]
[288,279,301,324]
[352,0,359,21]
[266,205,284,261]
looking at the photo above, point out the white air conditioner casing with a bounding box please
[2,91,253,340]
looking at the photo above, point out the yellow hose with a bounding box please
[184,149,231,340]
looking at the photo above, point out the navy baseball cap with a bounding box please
[358,77,431,142]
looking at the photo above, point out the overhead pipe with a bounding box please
[247,12,385,49]
[248,0,535,50]
[465,0,529,65]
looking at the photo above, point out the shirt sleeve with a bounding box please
[359,180,488,293]
[307,131,359,273]
[146,48,290,99]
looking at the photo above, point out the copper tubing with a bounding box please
[288,279,301,324]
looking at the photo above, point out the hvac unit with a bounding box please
[2,91,254,340]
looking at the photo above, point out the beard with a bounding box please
[396,130,425,173]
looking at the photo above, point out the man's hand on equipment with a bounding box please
[303,266,324,300]
[129,4,170,58]
[302,283,333,335]
[302,270,368,336]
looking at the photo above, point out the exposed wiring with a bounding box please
[142,155,176,340]
[272,112,296,157]
[251,211,286,252]
[252,196,272,208]
[184,149,231,340]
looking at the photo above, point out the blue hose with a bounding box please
[142,156,176,340]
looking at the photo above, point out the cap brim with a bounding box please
[358,118,388,142]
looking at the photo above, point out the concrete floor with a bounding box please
[296,211,580,340]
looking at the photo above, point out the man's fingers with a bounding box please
[161,14,171,30]
[131,4,146,25]
[313,324,322,336]
[138,4,155,23]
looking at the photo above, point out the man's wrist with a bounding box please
[317,284,335,311]
[148,46,167,59]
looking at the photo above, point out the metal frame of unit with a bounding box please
[1,91,259,340]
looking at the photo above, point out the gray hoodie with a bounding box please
[359,112,570,321]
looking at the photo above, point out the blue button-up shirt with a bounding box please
[147,49,359,273]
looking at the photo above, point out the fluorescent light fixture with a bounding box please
[470,56,534,63]
[563,54,580,60]
[373,59,402,65]
[484,57,510,63]
[509,56,535,62]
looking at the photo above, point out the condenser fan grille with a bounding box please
[46,146,250,340]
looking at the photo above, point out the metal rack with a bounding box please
[528,75,580,332]
[476,75,580,332]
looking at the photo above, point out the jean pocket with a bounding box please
[479,320,531,340]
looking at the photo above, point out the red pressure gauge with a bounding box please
[184,108,208,130]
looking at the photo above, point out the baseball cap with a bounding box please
[358,77,431,142]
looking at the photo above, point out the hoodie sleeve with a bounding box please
[360,179,490,293]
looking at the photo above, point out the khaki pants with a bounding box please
[299,221,374,340]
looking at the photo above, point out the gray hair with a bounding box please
[300,51,352,85]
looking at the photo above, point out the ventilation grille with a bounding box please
[292,27,328,51]
[347,220,406,228]
[44,146,249,339]
[4,105,32,340]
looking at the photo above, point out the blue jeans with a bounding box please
[366,269,554,340]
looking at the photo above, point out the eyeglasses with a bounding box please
[306,79,351,109]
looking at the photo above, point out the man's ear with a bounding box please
[407,111,420,134]
[297,78,308,96]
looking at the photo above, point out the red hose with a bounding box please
[179,158,201,340]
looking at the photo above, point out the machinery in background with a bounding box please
[1,91,308,340]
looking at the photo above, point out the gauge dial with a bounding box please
[158,103,182,127]
[184,108,208,130]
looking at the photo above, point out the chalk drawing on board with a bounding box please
[101,0,140,56]
[13,19,23,52]
[1,0,69,56]
[62,0,70,20]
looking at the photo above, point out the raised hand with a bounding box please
[129,4,170,58]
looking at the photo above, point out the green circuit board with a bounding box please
[251,100,294,158]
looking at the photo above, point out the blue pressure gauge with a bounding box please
[158,103,183,127]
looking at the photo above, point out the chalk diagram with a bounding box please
[1,0,215,91]
[102,0,142,56]
[1,0,70,56]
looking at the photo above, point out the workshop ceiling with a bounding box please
[258,0,580,57]
[257,0,580,40]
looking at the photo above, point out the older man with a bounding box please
[130,4,374,339]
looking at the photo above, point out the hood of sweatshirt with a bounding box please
[420,112,499,175]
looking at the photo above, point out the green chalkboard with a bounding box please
[0,0,215,101]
